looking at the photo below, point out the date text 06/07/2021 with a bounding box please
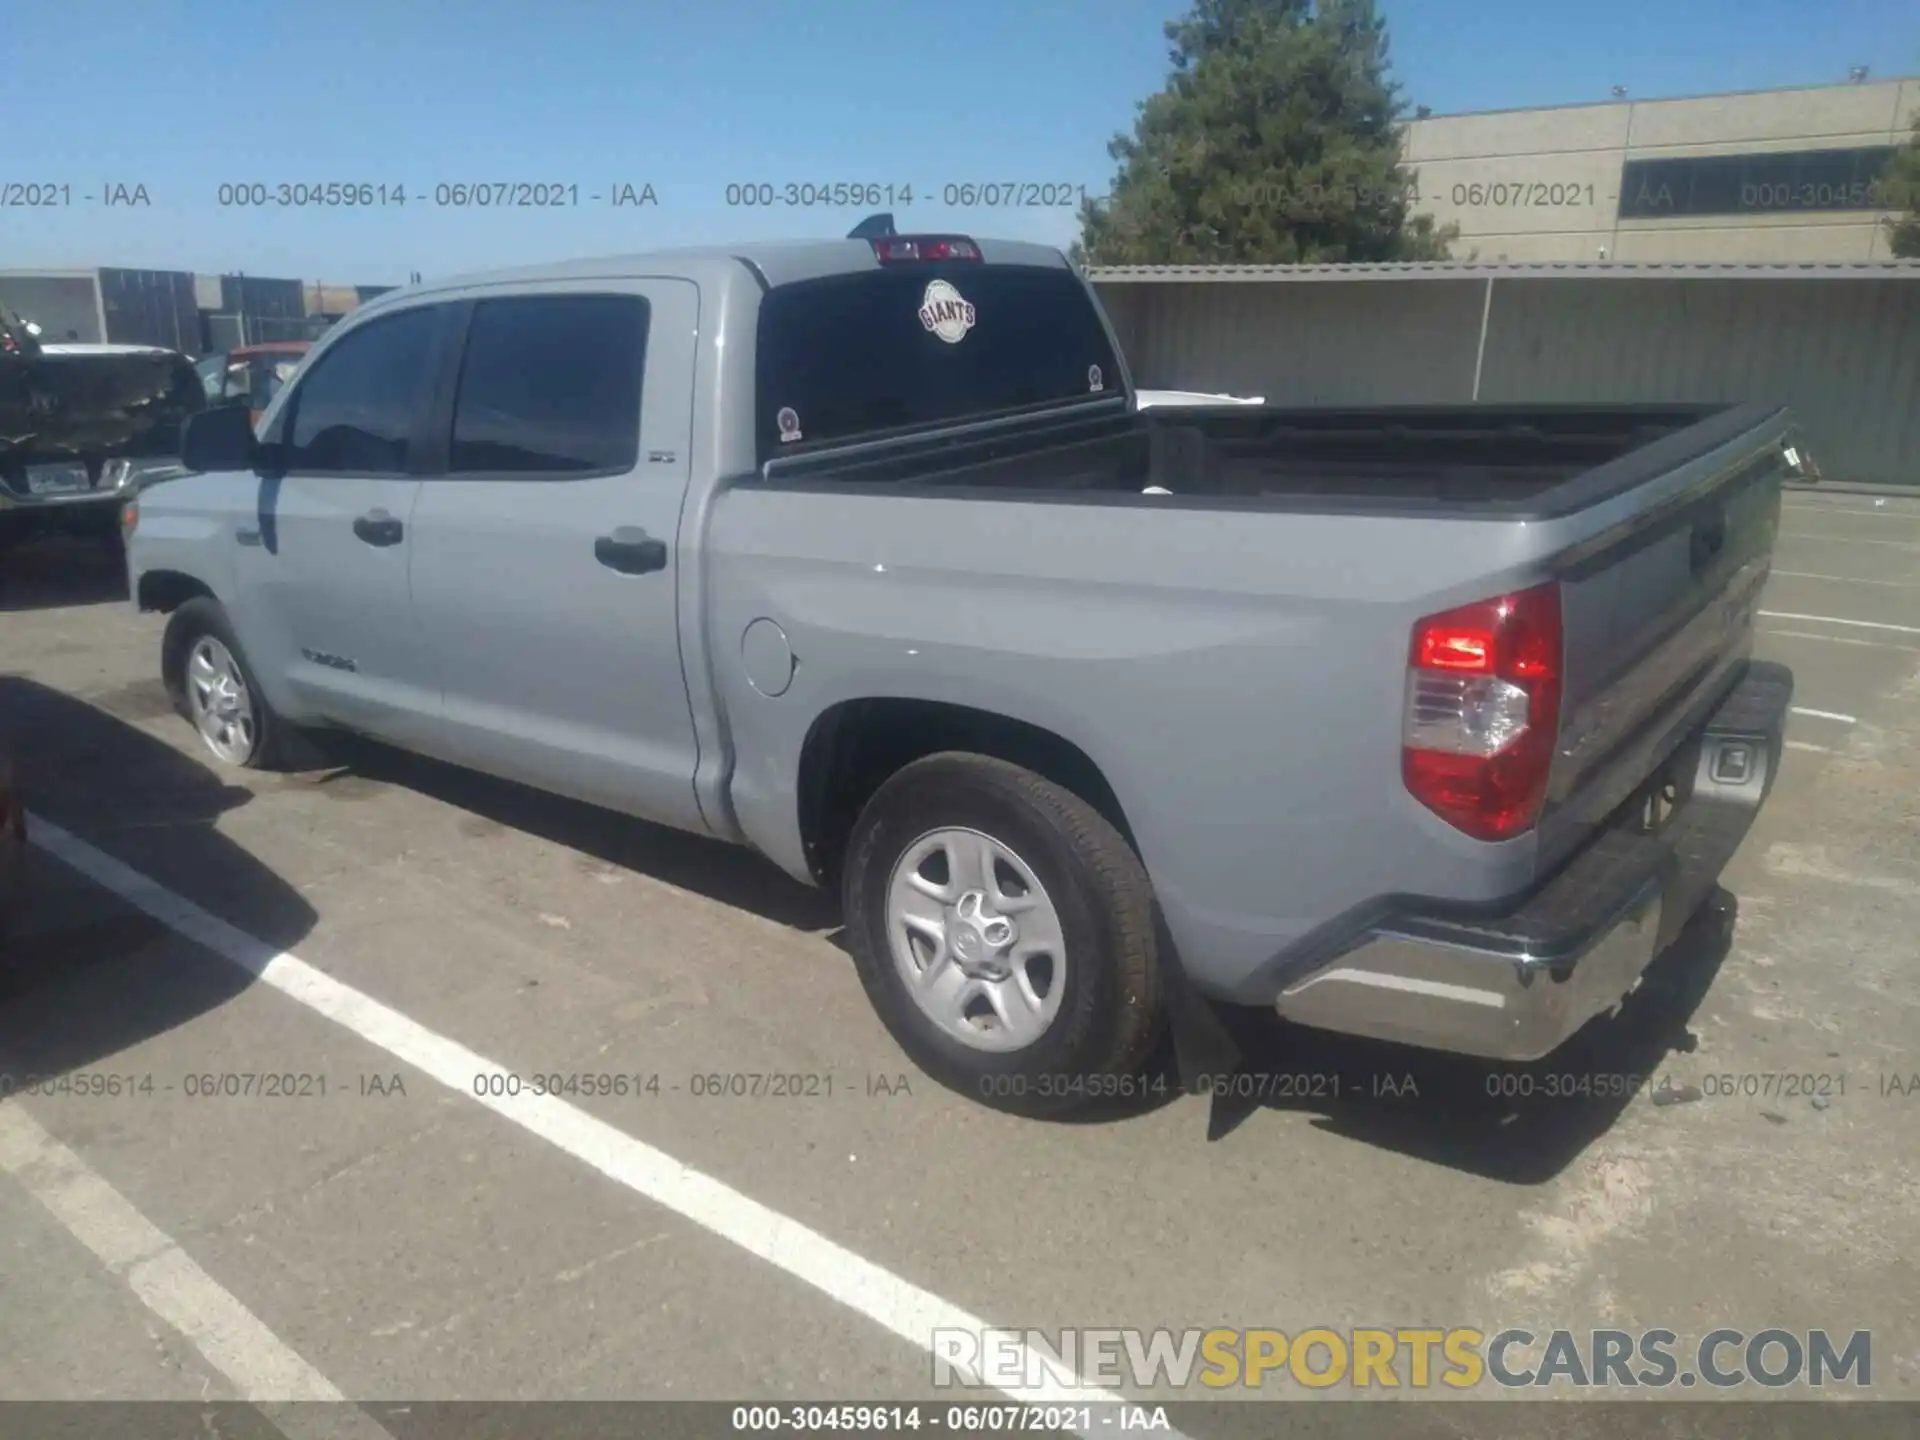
[206,180,1092,210]
[212,182,659,208]
[729,1403,1171,1434]
[0,1071,926,1102]
[11,1068,1915,1105]
[723,182,1089,208]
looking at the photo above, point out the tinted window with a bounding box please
[755,264,1120,464]
[449,294,648,474]
[287,307,437,473]
[1617,146,1900,219]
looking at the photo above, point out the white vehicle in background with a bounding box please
[1134,388,1265,408]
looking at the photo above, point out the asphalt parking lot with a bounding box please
[1,488,1917,1434]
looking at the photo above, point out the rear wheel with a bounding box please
[842,753,1166,1118]
[162,597,287,770]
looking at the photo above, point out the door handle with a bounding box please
[594,526,668,575]
[235,526,261,546]
[353,508,404,547]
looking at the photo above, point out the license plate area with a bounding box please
[1634,735,1702,836]
[26,463,92,496]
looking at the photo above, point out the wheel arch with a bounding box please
[794,697,1139,893]
[137,568,217,616]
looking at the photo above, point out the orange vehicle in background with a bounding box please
[193,342,312,425]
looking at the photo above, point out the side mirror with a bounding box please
[180,403,258,473]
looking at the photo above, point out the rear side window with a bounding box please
[449,294,649,474]
[755,264,1120,464]
[287,307,437,474]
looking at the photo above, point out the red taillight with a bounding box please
[1416,626,1492,671]
[120,498,139,539]
[871,235,983,264]
[1402,582,1563,842]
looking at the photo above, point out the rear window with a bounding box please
[754,263,1120,464]
[450,294,648,475]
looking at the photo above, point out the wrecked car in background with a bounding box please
[0,339,204,562]
[1,300,44,360]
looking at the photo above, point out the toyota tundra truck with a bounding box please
[123,222,1795,1116]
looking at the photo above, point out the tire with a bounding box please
[842,752,1166,1118]
[161,596,288,770]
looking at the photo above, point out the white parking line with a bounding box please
[1782,502,1919,518]
[23,813,1171,1438]
[1759,611,1920,636]
[1790,707,1858,724]
[1761,627,1920,654]
[1784,740,1834,754]
[1771,570,1920,589]
[0,1104,397,1439]
[1779,535,1920,551]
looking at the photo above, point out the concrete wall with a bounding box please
[1403,78,1920,262]
[1092,275,1920,485]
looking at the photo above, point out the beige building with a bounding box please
[1403,76,1920,262]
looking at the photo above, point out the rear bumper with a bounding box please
[1274,660,1792,1061]
[0,488,122,542]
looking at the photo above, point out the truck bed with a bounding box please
[759,399,1763,518]
[728,390,1791,999]
[1142,401,1740,510]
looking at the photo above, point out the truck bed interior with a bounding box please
[763,400,1747,514]
[1143,402,1732,505]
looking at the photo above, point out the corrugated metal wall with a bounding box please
[219,275,306,320]
[1093,276,1920,484]
[98,269,202,355]
[0,274,103,343]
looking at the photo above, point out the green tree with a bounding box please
[1072,0,1455,267]
[1883,113,1920,259]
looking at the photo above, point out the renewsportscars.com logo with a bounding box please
[931,1326,1872,1391]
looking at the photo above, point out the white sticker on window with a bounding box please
[1088,364,1104,393]
[777,406,803,442]
[918,280,977,344]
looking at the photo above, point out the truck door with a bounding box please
[230,303,447,748]
[405,282,707,834]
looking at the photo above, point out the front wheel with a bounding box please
[842,753,1166,1118]
[161,597,287,770]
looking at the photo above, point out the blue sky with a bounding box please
[4,0,1915,283]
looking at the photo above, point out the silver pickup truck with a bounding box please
[124,224,1795,1116]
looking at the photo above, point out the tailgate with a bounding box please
[1535,407,1790,864]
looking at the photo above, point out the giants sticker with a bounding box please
[918,280,977,344]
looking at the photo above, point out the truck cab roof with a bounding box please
[355,235,1075,315]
